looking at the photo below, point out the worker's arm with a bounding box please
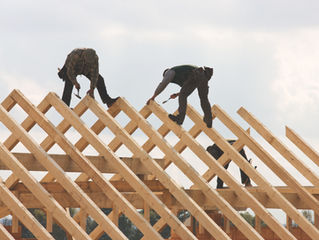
[66,56,80,90]
[147,69,175,104]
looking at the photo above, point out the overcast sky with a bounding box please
[1,0,319,222]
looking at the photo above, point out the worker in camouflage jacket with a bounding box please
[147,65,213,128]
[58,48,118,107]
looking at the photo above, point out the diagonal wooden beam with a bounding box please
[212,104,319,239]
[191,131,248,186]
[0,153,164,175]
[0,139,90,239]
[40,99,122,183]
[7,90,128,240]
[286,126,319,167]
[238,107,319,187]
[47,93,195,240]
[120,98,257,240]
[81,96,199,240]
[13,90,162,240]
[186,104,297,240]
[147,101,284,240]
[0,223,15,240]
[0,177,54,239]
[1,97,52,189]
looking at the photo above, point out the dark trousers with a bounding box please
[62,74,113,106]
[216,161,250,189]
[177,77,212,126]
[206,143,251,189]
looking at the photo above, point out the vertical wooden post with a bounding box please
[11,191,19,234]
[224,216,231,234]
[80,210,87,231]
[144,202,150,222]
[46,209,53,233]
[315,213,319,229]
[170,207,179,238]
[286,215,292,231]
[255,215,261,233]
[11,213,19,234]
[112,204,119,227]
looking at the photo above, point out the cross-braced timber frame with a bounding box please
[0,89,318,240]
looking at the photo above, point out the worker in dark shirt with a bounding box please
[207,140,252,188]
[58,48,118,107]
[147,65,213,128]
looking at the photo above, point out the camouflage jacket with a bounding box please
[63,48,99,89]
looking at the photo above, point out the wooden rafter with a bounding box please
[0,89,318,240]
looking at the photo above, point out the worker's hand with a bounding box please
[170,93,179,99]
[146,96,155,105]
[74,82,81,90]
[86,88,95,99]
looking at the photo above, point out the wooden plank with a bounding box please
[46,209,53,233]
[286,126,319,167]
[212,104,319,239]
[0,224,15,240]
[11,214,18,234]
[224,216,231,234]
[13,180,166,193]
[154,102,297,240]
[0,177,54,239]
[1,97,52,190]
[147,101,278,240]
[0,208,10,219]
[144,202,150,222]
[255,215,261,233]
[148,119,203,181]
[238,107,319,188]
[190,129,249,188]
[315,213,319,229]
[4,91,128,240]
[12,91,161,240]
[112,204,119,227]
[286,215,292,231]
[0,141,91,240]
[85,96,232,240]
[6,183,319,209]
[141,217,168,240]
[118,99,245,240]
[40,100,122,183]
[80,211,88,231]
[47,93,195,240]
[0,153,164,174]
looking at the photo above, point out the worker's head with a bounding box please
[203,66,213,80]
[57,66,67,80]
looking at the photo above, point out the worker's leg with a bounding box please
[170,79,197,125]
[96,74,118,107]
[217,162,230,189]
[197,79,212,128]
[62,78,74,106]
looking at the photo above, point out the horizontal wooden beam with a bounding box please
[4,182,319,210]
[0,153,164,174]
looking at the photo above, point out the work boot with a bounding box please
[168,114,183,125]
[203,115,212,128]
[106,97,119,108]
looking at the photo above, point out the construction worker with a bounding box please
[58,48,118,107]
[207,140,252,188]
[147,65,213,128]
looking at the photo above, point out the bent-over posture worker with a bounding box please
[58,48,118,107]
[147,65,213,128]
[207,140,252,188]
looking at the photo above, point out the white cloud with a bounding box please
[269,28,319,136]
[1,70,48,104]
